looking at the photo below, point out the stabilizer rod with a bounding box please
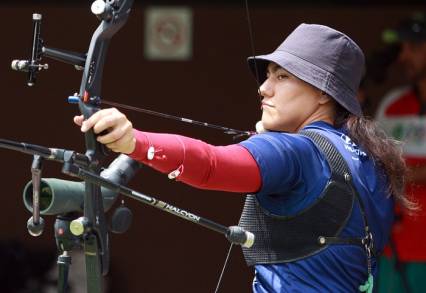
[42,47,86,68]
[63,164,255,248]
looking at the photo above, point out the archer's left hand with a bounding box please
[74,108,136,154]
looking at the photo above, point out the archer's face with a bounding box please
[398,41,426,82]
[259,63,323,132]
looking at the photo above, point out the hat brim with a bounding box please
[247,50,362,117]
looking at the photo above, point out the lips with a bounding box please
[261,102,274,109]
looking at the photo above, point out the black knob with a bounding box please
[110,206,133,234]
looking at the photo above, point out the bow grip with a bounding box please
[78,100,110,161]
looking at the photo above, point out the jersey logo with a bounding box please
[340,134,367,161]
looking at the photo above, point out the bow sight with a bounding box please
[11,13,85,85]
[8,1,255,292]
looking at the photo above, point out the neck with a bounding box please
[296,104,335,132]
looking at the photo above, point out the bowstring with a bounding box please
[244,0,262,101]
[214,243,234,293]
[214,2,259,291]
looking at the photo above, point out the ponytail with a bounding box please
[335,106,417,211]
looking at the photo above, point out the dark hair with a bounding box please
[334,105,417,211]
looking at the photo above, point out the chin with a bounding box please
[261,113,297,132]
[261,121,287,133]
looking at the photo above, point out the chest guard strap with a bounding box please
[239,130,371,266]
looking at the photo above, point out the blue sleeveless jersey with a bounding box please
[239,121,394,292]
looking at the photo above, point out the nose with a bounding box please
[259,79,273,100]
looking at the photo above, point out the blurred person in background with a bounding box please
[375,12,426,293]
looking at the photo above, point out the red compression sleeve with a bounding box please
[129,129,261,193]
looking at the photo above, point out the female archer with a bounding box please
[74,23,414,292]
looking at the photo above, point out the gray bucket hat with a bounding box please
[248,23,365,117]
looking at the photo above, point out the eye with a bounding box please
[277,73,288,80]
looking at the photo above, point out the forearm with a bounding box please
[129,129,261,193]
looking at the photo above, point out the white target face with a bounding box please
[145,7,193,60]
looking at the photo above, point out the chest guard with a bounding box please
[239,130,369,266]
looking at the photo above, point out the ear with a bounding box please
[318,91,332,105]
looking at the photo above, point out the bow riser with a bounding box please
[76,0,135,285]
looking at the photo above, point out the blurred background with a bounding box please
[0,0,425,292]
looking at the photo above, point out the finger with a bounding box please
[92,112,126,135]
[104,126,135,153]
[97,119,132,143]
[81,108,115,132]
[105,140,122,152]
[97,125,126,144]
[106,143,121,153]
[73,115,85,126]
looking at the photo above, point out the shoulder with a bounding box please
[240,131,321,166]
[240,123,348,162]
[241,131,314,152]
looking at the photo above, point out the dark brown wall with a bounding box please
[0,3,422,293]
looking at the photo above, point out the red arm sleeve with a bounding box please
[129,129,261,193]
